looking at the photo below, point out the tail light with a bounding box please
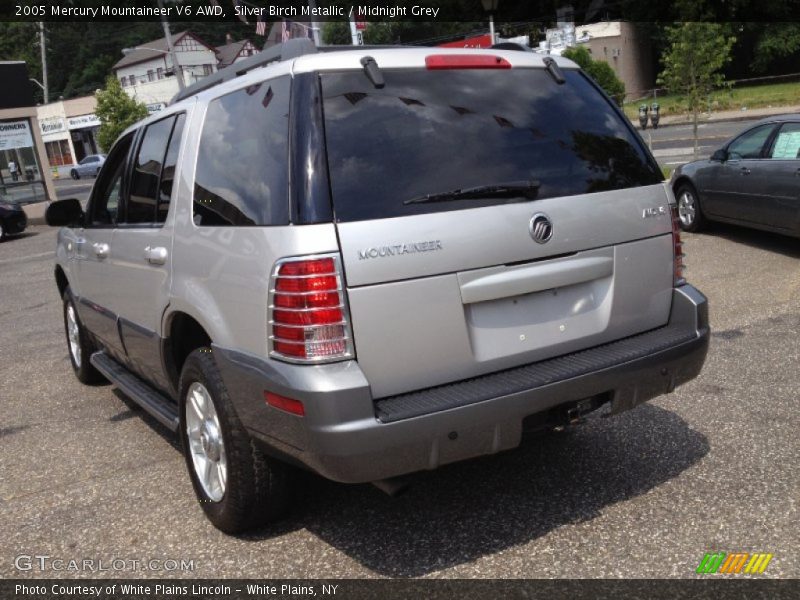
[268,254,355,363]
[671,206,686,286]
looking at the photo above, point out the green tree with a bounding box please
[562,45,626,105]
[95,76,148,152]
[658,23,735,158]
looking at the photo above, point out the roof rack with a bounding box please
[171,37,318,103]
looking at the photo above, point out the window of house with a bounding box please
[147,70,155,82]
[203,64,213,76]
[157,67,164,80]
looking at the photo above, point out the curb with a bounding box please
[21,201,50,226]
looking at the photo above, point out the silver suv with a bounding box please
[46,40,709,533]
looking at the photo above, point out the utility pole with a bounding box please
[348,12,362,46]
[307,0,321,46]
[38,22,49,103]
[157,0,185,91]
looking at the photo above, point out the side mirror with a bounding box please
[711,149,727,162]
[45,198,84,227]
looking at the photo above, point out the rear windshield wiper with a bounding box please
[403,180,541,205]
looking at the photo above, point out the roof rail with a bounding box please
[171,37,318,104]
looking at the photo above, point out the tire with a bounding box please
[63,289,105,384]
[70,169,80,180]
[674,182,706,232]
[179,347,291,533]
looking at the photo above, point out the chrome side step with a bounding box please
[90,351,180,432]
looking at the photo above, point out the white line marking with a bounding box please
[0,251,54,265]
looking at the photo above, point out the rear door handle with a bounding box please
[144,246,168,265]
[740,167,751,175]
[92,242,109,259]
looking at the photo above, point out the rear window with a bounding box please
[321,68,661,222]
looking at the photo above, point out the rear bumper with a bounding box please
[214,285,709,484]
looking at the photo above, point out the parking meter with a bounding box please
[650,103,660,129]
[638,104,649,129]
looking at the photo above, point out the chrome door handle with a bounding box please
[92,242,109,259]
[740,167,751,175]
[144,246,168,265]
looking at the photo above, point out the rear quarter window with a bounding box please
[321,68,661,222]
[193,76,290,226]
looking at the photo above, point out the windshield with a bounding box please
[321,68,661,222]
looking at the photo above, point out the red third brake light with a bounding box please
[269,254,354,363]
[426,54,512,70]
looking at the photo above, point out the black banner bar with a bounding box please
[3,0,799,23]
[2,579,799,600]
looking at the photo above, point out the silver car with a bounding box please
[69,154,106,179]
[46,40,709,533]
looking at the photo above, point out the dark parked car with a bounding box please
[0,198,27,242]
[672,115,800,235]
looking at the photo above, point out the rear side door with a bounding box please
[110,113,186,391]
[73,133,135,358]
[759,121,800,231]
[319,65,674,398]
[703,123,777,221]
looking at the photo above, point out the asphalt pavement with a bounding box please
[0,222,797,579]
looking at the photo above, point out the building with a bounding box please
[215,34,258,69]
[113,31,219,107]
[37,95,102,176]
[538,21,653,102]
[576,22,653,101]
[0,61,55,205]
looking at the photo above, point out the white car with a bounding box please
[70,154,106,179]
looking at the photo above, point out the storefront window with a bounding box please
[45,139,73,167]
[0,118,48,203]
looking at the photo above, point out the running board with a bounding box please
[90,351,180,432]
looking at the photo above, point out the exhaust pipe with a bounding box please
[372,477,410,497]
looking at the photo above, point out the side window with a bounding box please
[193,76,290,226]
[157,113,186,223]
[125,116,176,224]
[88,133,134,227]
[728,124,776,160]
[768,122,800,159]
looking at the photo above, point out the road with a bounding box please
[0,223,797,579]
[52,176,94,205]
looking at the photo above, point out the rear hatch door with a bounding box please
[321,60,673,398]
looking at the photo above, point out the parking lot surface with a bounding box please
[0,224,797,579]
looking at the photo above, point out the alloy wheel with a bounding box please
[185,382,228,502]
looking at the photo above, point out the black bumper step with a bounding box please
[374,324,699,424]
[90,351,179,432]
